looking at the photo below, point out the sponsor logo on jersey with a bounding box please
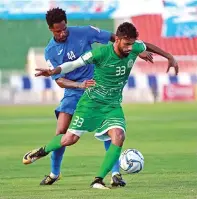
[127,59,134,68]
[58,49,63,55]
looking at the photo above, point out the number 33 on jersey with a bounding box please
[80,40,146,104]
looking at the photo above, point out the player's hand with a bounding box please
[78,79,96,89]
[166,56,179,75]
[35,68,53,77]
[139,51,154,63]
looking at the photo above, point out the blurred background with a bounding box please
[0,0,197,104]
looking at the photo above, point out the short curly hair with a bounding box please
[116,22,139,39]
[46,7,67,28]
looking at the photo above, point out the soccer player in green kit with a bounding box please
[23,22,179,189]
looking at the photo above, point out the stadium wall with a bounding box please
[2,74,196,104]
[1,0,197,104]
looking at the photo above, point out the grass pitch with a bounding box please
[0,103,196,199]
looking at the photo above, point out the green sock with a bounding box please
[96,143,122,178]
[44,134,63,153]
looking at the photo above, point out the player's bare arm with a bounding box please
[56,78,95,89]
[35,57,85,76]
[56,78,81,88]
[35,57,95,88]
[144,42,179,75]
[138,51,154,63]
[42,59,93,89]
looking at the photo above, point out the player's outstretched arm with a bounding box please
[144,42,179,75]
[35,57,86,77]
[139,51,154,63]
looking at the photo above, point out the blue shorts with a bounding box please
[55,94,82,118]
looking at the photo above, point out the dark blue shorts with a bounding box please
[55,94,82,118]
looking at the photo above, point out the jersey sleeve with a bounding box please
[132,40,146,55]
[45,49,65,80]
[81,47,103,66]
[85,25,112,44]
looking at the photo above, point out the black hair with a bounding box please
[46,7,67,28]
[116,22,139,39]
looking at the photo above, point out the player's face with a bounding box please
[117,37,136,57]
[50,20,69,42]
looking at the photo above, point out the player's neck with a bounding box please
[113,44,124,58]
[53,37,66,43]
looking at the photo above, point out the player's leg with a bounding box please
[104,139,125,187]
[23,112,96,163]
[40,112,72,185]
[23,130,81,164]
[104,140,120,175]
[50,113,71,176]
[23,94,98,164]
[90,106,126,189]
[41,95,80,185]
[23,94,106,188]
[91,128,125,189]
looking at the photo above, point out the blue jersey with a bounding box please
[45,25,111,97]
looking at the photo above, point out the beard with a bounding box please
[118,45,130,57]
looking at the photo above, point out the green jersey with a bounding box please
[81,41,146,104]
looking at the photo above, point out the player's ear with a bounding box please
[115,35,120,43]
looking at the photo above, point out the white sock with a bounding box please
[112,172,120,177]
[49,172,59,179]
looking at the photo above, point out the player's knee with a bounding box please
[115,130,125,142]
[56,112,72,135]
[61,132,79,146]
[110,129,125,146]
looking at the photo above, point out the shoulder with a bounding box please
[132,40,146,54]
[91,44,111,57]
[67,26,94,39]
[70,25,101,33]
[45,38,57,55]
[68,26,90,33]
[98,44,111,53]
[133,40,146,49]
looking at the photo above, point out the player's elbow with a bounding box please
[55,78,65,88]
[58,84,65,88]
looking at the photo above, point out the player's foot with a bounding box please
[23,147,48,164]
[110,173,126,187]
[40,174,61,185]
[90,177,110,190]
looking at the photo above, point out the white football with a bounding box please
[119,149,144,174]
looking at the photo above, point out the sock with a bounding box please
[50,146,66,176]
[97,143,122,179]
[49,172,59,179]
[45,134,63,153]
[104,140,120,175]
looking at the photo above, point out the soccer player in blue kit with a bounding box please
[31,7,178,187]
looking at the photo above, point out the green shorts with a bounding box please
[68,93,126,141]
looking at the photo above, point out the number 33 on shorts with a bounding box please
[72,116,84,127]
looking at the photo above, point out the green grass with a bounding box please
[0,103,197,199]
